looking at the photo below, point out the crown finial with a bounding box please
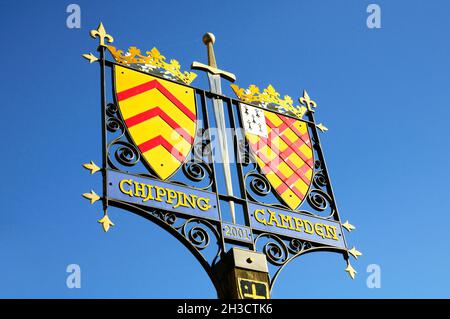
[106,46,197,84]
[231,84,307,119]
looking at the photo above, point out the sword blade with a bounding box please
[207,73,236,224]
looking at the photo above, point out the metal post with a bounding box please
[98,43,108,213]
[213,248,271,299]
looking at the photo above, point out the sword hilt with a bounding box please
[191,32,236,83]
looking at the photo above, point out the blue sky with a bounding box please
[1,0,450,298]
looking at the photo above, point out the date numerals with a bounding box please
[222,223,253,243]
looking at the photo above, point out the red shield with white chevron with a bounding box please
[241,104,313,210]
[114,65,197,180]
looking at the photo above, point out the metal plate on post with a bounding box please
[231,247,268,273]
[238,278,269,299]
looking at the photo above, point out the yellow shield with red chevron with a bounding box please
[241,104,313,210]
[114,65,197,180]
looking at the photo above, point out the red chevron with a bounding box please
[117,80,196,121]
[125,106,194,144]
[138,135,185,162]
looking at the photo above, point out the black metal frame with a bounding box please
[94,44,350,294]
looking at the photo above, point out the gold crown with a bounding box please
[231,84,309,119]
[107,45,197,85]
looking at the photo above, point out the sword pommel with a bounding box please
[202,32,215,45]
[191,32,236,83]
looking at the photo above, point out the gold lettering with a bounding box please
[118,178,217,213]
[279,214,294,230]
[196,197,211,211]
[314,223,326,239]
[254,209,267,225]
[133,182,147,198]
[293,217,303,232]
[267,209,281,227]
[166,188,177,204]
[119,179,133,197]
[142,184,153,202]
[142,185,154,202]
[173,191,189,209]
[184,193,198,209]
[324,225,339,240]
[303,220,314,234]
[154,186,166,202]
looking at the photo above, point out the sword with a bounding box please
[192,33,238,224]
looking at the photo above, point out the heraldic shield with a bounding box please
[241,104,313,211]
[113,65,197,180]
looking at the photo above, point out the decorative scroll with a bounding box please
[105,102,149,174]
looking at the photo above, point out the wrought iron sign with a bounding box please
[82,23,361,298]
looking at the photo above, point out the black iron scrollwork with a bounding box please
[255,234,289,266]
[313,173,327,190]
[147,209,221,260]
[113,141,140,167]
[301,150,337,219]
[288,238,311,254]
[256,234,314,267]
[146,209,221,261]
[106,117,123,133]
[182,220,211,250]
[183,161,208,182]
[105,102,147,173]
[151,210,177,226]
[307,189,331,212]
[181,160,213,190]
[248,173,272,196]
[106,103,124,134]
